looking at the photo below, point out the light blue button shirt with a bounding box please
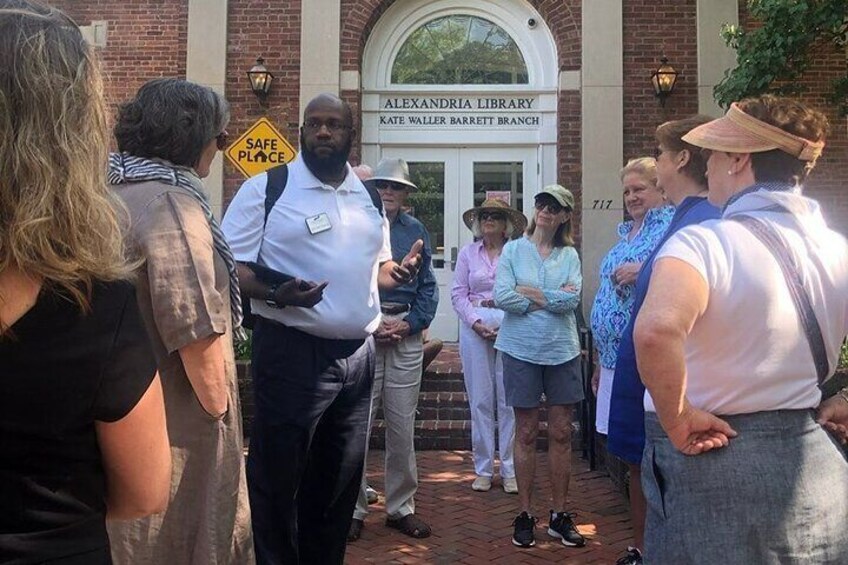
[493,237,582,365]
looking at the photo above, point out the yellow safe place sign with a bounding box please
[225,117,296,178]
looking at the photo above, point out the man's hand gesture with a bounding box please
[391,239,423,284]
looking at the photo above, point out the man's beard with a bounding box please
[301,131,352,177]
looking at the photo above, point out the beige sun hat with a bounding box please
[364,158,418,190]
[681,102,825,164]
[462,198,528,238]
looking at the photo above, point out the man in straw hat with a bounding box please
[347,158,438,542]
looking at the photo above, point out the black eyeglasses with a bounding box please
[303,119,350,133]
[534,200,565,214]
[480,211,506,221]
[374,180,407,192]
[215,130,229,151]
[653,146,664,159]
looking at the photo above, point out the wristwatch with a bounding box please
[265,283,284,309]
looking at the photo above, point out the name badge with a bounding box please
[305,212,332,235]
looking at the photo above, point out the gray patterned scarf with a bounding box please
[108,152,246,341]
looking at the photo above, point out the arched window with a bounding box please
[391,15,529,85]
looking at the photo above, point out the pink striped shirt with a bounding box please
[451,240,502,328]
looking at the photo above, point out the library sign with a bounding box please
[379,96,541,130]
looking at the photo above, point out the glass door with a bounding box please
[380,147,538,342]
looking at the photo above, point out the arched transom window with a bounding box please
[391,15,529,85]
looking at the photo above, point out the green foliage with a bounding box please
[840,338,848,368]
[234,330,252,361]
[714,0,848,113]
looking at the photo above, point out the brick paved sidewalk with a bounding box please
[345,450,633,564]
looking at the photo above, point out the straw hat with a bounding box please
[682,102,825,164]
[364,158,418,190]
[462,198,528,238]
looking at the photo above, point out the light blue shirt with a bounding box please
[493,237,582,365]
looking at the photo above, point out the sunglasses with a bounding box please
[374,180,408,191]
[215,130,229,151]
[534,200,565,214]
[480,211,506,221]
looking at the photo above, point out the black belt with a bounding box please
[381,303,411,315]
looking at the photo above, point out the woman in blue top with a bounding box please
[606,115,718,565]
[590,157,672,438]
[494,185,584,550]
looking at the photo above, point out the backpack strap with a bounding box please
[264,164,289,225]
[731,213,830,382]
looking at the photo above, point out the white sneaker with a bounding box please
[471,476,492,491]
[502,477,518,494]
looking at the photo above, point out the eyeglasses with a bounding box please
[215,130,229,151]
[534,200,565,214]
[374,180,407,192]
[303,119,350,133]
[699,147,713,159]
[480,211,506,221]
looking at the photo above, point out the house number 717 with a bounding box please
[592,199,613,209]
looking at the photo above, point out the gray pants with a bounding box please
[354,315,424,520]
[643,409,848,565]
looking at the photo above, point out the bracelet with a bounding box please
[839,387,848,405]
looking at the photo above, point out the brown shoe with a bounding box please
[386,513,431,539]
[347,518,364,542]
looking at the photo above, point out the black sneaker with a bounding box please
[615,547,643,564]
[511,511,537,548]
[547,510,585,547]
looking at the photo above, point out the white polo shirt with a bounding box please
[222,154,391,339]
[643,189,848,416]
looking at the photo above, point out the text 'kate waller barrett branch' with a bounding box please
[379,96,542,129]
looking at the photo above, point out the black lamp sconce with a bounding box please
[651,56,679,107]
[247,57,274,104]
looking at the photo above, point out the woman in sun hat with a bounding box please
[451,198,527,494]
[494,185,585,550]
[635,95,848,563]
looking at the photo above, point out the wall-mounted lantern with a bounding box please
[247,57,274,103]
[651,56,679,107]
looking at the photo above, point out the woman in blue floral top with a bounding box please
[590,157,672,437]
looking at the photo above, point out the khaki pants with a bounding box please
[354,314,424,520]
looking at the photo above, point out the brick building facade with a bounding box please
[56,0,848,340]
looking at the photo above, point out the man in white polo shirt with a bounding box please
[222,93,422,565]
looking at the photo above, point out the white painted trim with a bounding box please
[186,0,228,218]
[697,0,738,117]
[362,0,557,91]
[581,0,623,316]
[80,21,108,48]
[299,0,341,119]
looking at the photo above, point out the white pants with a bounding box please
[595,365,614,435]
[354,314,423,520]
[458,307,515,479]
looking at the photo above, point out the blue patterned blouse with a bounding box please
[590,205,674,369]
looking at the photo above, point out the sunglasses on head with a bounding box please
[480,211,506,221]
[374,180,408,191]
[534,199,565,214]
[215,130,229,151]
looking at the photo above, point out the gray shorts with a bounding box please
[502,353,584,408]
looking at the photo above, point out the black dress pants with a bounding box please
[247,319,374,565]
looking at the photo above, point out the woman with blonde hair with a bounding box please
[636,95,848,562]
[0,1,170,562]
[494,185,584,550]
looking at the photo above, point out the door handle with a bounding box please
[450,246,458,271]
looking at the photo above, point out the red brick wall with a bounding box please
[623,0,700,163]
[738,5,848,235]
[223,0,301,203]
[52,0,188,111]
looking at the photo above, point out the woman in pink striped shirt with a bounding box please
[451,198,527,493]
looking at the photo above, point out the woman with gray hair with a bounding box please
[106,78,254,564]
[452,198,527,493]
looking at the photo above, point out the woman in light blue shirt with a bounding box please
[494,184,584,551]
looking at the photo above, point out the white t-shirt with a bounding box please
[222,154,392,339]
[644,190,848,416]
